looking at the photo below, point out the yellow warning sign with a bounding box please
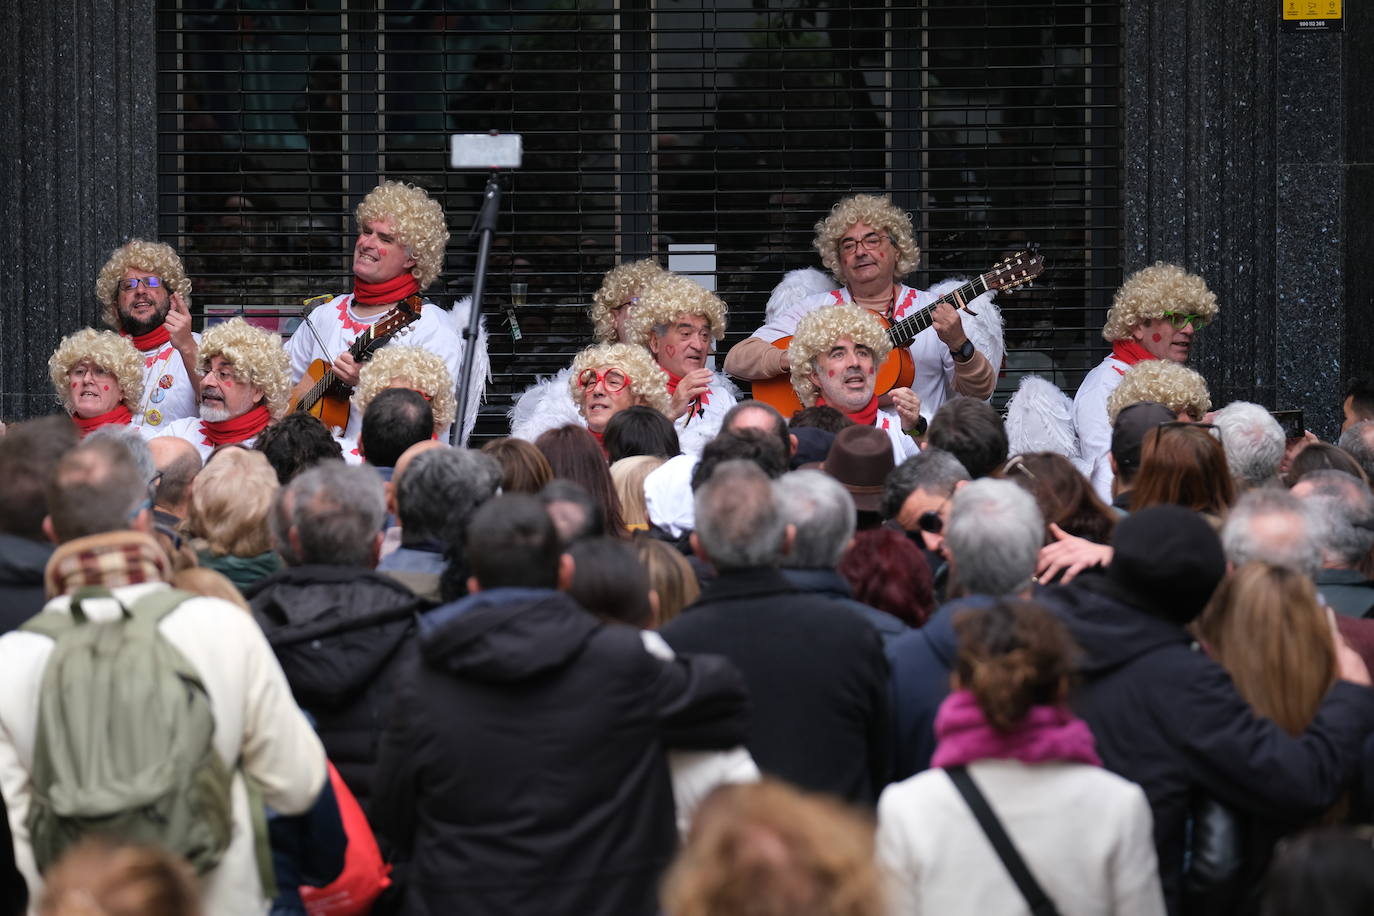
[1281,0,1342,30]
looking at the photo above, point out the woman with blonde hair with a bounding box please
[610,455,664,531]
[184,447,282,592]
[634,535,699,626]
[878,599,1164,915]
[1195,562,1337,736]
[47,329,151,438]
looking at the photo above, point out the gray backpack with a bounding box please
[21,586,233,874]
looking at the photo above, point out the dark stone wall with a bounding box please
[1,0,157,422]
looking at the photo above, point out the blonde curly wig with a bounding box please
[355,181,450,291]
[622,274,728,350]
[589,259,667,343]
[788,305,893,407]
[1107,359,1212,423]
[352,345,457,433]
[1102,262,1219,342]
[94,239,193,329]
[567,343,672,418]
[197,318,293,419]
[813,193,920,280]
[48,329,146,412]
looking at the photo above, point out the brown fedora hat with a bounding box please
[822,424,894,512]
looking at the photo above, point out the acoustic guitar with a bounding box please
[751,249,1045,417]
[288,295,423,432]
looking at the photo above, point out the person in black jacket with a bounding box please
[371,493,750,916]
[660,459,891,804]
[0,417,77,634]
[1036,505,1374,916]
[249,462,431,813]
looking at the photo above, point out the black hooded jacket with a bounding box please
[1039,572,1374,915]
[0,533,52,634]
[248,566,430,811]
[371,587,749,916]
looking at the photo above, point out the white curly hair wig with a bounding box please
[622,274,728,350]
[352,345,457,433]
[787,305,893,407]
[567,342,672,418]
[589,259,667,344]
[94,239,193,329]
[355,181,450,291]
[197,318,293,419]
[48,328,146,412]
[813,194,920,280]
[1102,262,1219,342]
[1107,358,1212,423]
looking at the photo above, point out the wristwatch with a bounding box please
[904,415,928,438]
[950,339,975,363]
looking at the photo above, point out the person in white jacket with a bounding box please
[1073,263,1219,501]
[877,598,1165,916]
[0,437,327,916]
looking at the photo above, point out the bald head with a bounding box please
[148,436,203,517]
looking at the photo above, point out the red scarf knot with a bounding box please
[73,404,134,437]
[817,395,879,428]
[123,325,171,352]
[200,404,271,447]
[353,274,420,306]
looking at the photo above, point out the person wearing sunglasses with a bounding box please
[510,259,667,444]
[1073,262,1220,503]
[724,193,1003,422]
[47,329,156,439]
[566,342,672,449]
[93,239,200,430]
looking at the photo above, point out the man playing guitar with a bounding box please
[285,181,464,443]
[724,193,1005,422]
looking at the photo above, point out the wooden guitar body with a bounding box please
[289,359,353,432]
[750,327,916,418]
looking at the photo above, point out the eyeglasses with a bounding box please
[578,368,631,393]
[839,233,890,256]
[119,277,164,291]
[613,297,639,311]
[1001,455,1039,485]
[68,363,116,381]
[1161,311,1210,330]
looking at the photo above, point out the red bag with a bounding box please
[301,763,392,916]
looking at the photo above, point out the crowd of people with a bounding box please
[2,185,1374,916]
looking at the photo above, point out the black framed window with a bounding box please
[157,0,1122,438]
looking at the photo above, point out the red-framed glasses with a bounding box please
[578,367,631,392]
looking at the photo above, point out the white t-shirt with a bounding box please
[1072,353,1133,501]
[129,331,202,431]
[285,294,462,443]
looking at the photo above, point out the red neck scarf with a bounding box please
[200,405,271,446]
[123,325,171,351]
[72,404,133,437]
[353,274,419,306]
[1111,339,1157,367]
[589,428,606,448]
[817,395,879,428]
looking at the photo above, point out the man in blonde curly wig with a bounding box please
[567,342,673,442]
[48,329,152,439]
[508,259,668,444]
[286,181,467,445]
[621,273,740,455]
[156,318,291,460]
[788,305,921,461]
[1074,261,1220,499]
[94,239,200,430]
[726,193,1003,422]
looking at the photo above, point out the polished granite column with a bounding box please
[1,0,158,422]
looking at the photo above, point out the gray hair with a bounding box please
[1221,486,1325,579]
[86,424,156,486]
[774,470,856,568]
[944,479,1044,596]
[1291,470,1374,568]
[1338,421,1374,483]
[282,463,387,567]
[1213,401,1284,489]
[396,448,502,544]
[694,460,787,571]
[881,448,970,521]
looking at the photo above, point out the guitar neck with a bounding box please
[886,277,990,350]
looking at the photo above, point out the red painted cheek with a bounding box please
[71,381,79,389]
[1152,333,1163,343]
[102,385,110,391]
[220,378,234,389]
[378,248,387,258]
[665,344,677,358]
[827,370,835,377]
[869,365,875,375]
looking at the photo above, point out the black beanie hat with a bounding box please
[1106,504,1226,624]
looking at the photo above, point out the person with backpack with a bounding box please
[0,437,327,913]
